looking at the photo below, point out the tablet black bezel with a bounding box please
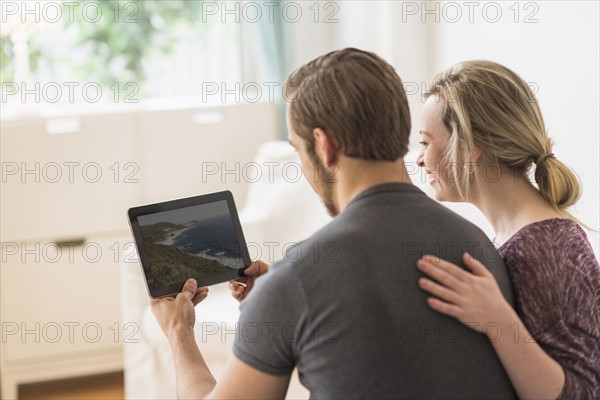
[127,191,250,298]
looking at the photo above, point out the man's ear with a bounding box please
[312,128,338,167]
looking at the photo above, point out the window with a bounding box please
[0,0,243,115]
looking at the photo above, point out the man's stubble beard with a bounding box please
[307,150,338,217]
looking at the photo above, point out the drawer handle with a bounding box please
[192,111,224,125]
[54,238,86,248]
[46,118,81,134]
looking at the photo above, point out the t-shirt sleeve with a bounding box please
[504,227,600,399]
[233,262,309,376]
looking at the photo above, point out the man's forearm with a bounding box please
[169,329,216,399]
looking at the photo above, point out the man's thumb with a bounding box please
[179,278,197,300]
[245,260,269,276]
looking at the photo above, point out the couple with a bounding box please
[151,48,599,399]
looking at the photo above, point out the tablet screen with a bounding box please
[128,191,250,298]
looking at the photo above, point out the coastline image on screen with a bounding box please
[137,200,245,288]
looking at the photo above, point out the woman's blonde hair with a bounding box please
[425,60,582,217]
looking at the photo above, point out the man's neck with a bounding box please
[334,157,413,213]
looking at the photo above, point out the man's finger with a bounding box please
[191,287,209,306]
[230,283,245,295]
[230,277,248,287]
[231,280,247,289]
[232,290,244,301]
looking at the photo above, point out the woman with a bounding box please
[415,61,599,399]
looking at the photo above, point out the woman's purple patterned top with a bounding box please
[498,218,600,399]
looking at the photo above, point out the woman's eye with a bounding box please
[419,141,428,147]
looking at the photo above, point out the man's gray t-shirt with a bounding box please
[233,183,516,399]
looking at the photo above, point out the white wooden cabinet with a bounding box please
[0,114,139,241]
[0,235,128,399]
[0,102,278,399]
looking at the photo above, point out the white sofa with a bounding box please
[120,140,331,399]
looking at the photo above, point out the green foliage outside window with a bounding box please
[0,36,41,84]
[1,0,216,87]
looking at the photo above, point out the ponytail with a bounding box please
[535,154,582,211]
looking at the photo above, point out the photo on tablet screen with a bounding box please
[137,200,245,288]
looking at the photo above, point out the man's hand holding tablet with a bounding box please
[150,278,209,338]
[229,260,270,302]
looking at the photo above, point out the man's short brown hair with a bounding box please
[285,48,411,161]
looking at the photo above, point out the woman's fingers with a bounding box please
[462,253,492,277]
[417,257,465,289]
[419,278,462,305]
[426,297,463,319]
[420,255,472,282]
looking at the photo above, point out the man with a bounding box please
[151,48,516,398]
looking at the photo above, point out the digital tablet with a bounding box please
[127,191,251,298]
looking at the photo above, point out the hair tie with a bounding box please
[536,153,555,165]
